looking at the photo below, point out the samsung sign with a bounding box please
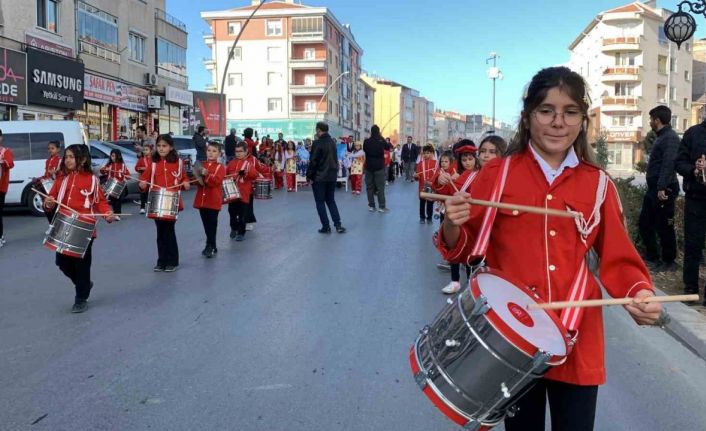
[27,48,84,110]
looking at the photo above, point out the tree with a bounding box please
[594,130,609,169]
[641,130,657,155]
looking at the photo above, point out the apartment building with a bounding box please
[569,0,693,174]
[201,0,363,141]
[433,110,466,147]
[0,0,189,139]
[356,78,375,140]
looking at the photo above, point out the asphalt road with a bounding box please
[1,181,705,431]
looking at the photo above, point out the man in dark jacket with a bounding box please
[307,122,345,233]
[193,126,207,162]
[639,106,680,273]
[224,128,238,162]
[401,136,418,181]
[363,125,391,212]
[675,116,706,304]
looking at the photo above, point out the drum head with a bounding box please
[474,271,567,357]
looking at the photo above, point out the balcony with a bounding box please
[602,66,641,82]
[203,34,214,47]
[291,109,323,118]
[290,84,326,96]
[203,58,216,71]
[290,58,327,69]
[291,32,325,43]
[602,96,640,112]
[602,36,642,52]
[155,8,187,32]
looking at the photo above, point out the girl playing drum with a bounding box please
[226,141,258,241]
[100,149,130,220]
[439,66,662,430]
[193,141,225,258]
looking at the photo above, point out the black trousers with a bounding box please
[419,198,433,220]
[0,191,5,238]
[246,193,257,224]
[108,196,122,214]
[450,263,471,283]
[312,181,341,228]
[388,165,395,182]
[154,220,179,266]
[56,241,93,302]
[139,191,148,209]
[683,198,706,292]
[638,185,677,263]
[199,208,219,248]
[504,379,597,431]
[228,200,248,235]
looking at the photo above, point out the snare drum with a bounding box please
[102,177,126,199]
[254,179,272,199]
[222,177,241,203]
[40,178,54,194]
[147,189,180,220]
[409,268,572,430]
[43,208,96,258]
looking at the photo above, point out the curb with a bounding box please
[654,286,706,361]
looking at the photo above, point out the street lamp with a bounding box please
[486,52,503,134]
[664,1,702,49]
[317,70,350,121]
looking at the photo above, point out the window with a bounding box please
[78,1,118,52]
[157,38,187,83]
[37,0,58,32]
[228,99,243,113]
[266,20,283,36]
[658,55,667,74]
[614,82,634,96]
[304,48,316,60]
[670,86,676,101]
[128,32,145,63]
[267,72,281,86]
[685,70,691,81]
[657,84,667,101]
[268,98,282,112]
[228,73,242,86]
[684,98,689,109]
[229,47,242,61]
[305,101,317,112]
[304,74,315,86]
[1,133,30,161]
[172,138,194,151]
[227,21,241,36]
[671,116,678,128]
[670,56,677,72]
[291,16,323,35]
[612,115,633,126]
[684,119,689,130]
[267,47,282,62]
[658,25,668,44]
[615,52,636,66]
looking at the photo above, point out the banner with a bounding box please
[189,91,225,135]
[0,47,27,106]
[84,73,148,112]
[27,48,84,110]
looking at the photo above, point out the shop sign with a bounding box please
[165,86,193,106]
[607,130,640,142]
[27,48,84,110]
[0,47,27,106]
[25,33,73,58]
[84,73,148,112]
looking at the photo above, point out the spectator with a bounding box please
[193,126,207,162]
[306,122,346,234]
[401,136,418,181]
[363,125,391,212]
[224,128,238,162]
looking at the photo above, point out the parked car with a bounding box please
[108,139,142,154]
[0,120,87,216]
[88,140,140,200]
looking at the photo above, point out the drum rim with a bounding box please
[470,267,570,363]
[56,207,98,224]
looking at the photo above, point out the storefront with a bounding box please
[226,118,322,142]
[0,46,28,121]
[159,86,192,135]
[24,47,84,121]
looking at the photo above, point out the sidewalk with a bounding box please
[654,285,706,360]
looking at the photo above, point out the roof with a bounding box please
[234,1,309,11]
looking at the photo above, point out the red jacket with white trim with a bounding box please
[226,158,258,203]
[0,146,14,193]
[193,161,225,210]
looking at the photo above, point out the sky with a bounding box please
[168,0,701,125]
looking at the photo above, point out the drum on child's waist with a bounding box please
[222,177,241,203]
[40,178,54,194]
[43,208,96,258]
[146,189,180,220]
[254,179,272,199]
[102,177,126,199]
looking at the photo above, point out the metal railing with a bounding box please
[155,8,187,32]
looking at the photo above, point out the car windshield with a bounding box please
[173,138,193,151]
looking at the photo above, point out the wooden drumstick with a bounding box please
[528,294,699,310]
[31,188,79,215]
[419,192,578,219]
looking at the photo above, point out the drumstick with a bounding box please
[419,192,578,219]
[527,294,699,310]
[31,188,79,215]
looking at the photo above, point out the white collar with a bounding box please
[529,142,579,185]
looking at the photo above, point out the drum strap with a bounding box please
[459,171,478,193]
[470,156,512,257]
[150,162,156,191]
[57,174,70,206]
[0,148,5,182]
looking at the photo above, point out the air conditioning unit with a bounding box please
[145,73,158,86]
[148,96,163,109]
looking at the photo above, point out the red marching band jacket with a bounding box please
[0,146,15,194]
[193,161,225,210]
[134,155,150,174]
[139,159,188,212]
[431,167,458,195]
[100,162,130,182]
[437,150,652,386]
[44,155,62,180]
[226,158,258,202]
[416,159,436,193]
[45,172,112,237]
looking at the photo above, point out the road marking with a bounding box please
[244,383,293,391]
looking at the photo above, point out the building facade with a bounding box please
[356,78,375,140]
[201,0,363,141]
[0,0,189,139]
[569,0,693,174]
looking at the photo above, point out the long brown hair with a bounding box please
[508,66,595,163]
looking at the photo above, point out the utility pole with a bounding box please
[486,52,502,134]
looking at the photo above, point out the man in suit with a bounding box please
[401,136,418,181]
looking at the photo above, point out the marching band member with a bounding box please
[39,140,63,222]
[273,139,285,190]
[477,134,508,168]
[226,141,258,241]
[349,141,365,195]
[0,129,14,248]
[439,67,662,430]
[139,134,190,272]
[134,145,152,214]
[44,144,114,313]
[284,141,298,192]
[193,142,225,258]
[243,129,260,231]
[414,145,436,224]
[100,149,130,220]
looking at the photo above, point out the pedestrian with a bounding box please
[307,122,346,234]
[224,128,238,162]
[243,128,258,158]
[401,136,418,181]
[349,141,365,195]
[363,125,390,212]
[134,145,152,215]
[284,141,298,192]
[134,125,149,154]
[297,141,310,177]
[384,138,393,184]
[39,140,62,223]
[273,138,285,190]
[193,126,208,163]
[227,141,259,241]
[393,144,402,177]
[0,129,14,248]
[440,66,662,430]
[139,134,190,272]
[44,144,115,313]
[638,105,680,273]
[242,128,259,230]
[675,115,706,305]
[415,145,436,224]
[477,135,507,167]
[194,141,225,257]
[99,149,130,220]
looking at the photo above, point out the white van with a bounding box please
[0,120,87,216]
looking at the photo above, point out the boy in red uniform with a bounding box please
[226,141,258,241]
[0,129,14,248]
[45,144,114,313]
[414,145,436,224]
[193,142,225,258]
[440,67,662,430]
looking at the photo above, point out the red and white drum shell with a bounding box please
[222,177,241,203]
[43,208,96,258]
[409,267,572,429]
[146,189,179,221]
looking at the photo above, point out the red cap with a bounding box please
[454,144,477,155]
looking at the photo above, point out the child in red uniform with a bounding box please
[440,67,662,430]
[414,145,436,224]
[477,135,507,168]
[0,129,15,247]
[139,135,189,272]
[226,141,258,241]
[349,141,365,195]
[38,140,63,222]
[44,144,114,313]
[134,145,152,214]
[100,149,130,219]
[284,141,297,192]
[193,142,225,258]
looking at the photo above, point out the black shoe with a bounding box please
[205,246,215,258]
[213,248,218,254]
[230,230,237,239]
[426,218,433,224]
[420,219,426,224]
[164,265,179,272]
[201,247,209,256]
[153,265,165,272]
[335,225,346,234]
[318,227,332,234]
[71,301,88,313]
[235,234,244,241]
[656,261,678,272]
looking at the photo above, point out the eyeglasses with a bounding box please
[533,107,585,126]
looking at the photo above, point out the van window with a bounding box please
[172,138,193,151]
[2,133,31,161]
[90,147,109,160]
[30,133,65,158]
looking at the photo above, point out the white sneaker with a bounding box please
[0,236,5,245]
[115,216,121,221]
[246,223,255,231]
[139,208,146,214]
[442,281,461,294]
